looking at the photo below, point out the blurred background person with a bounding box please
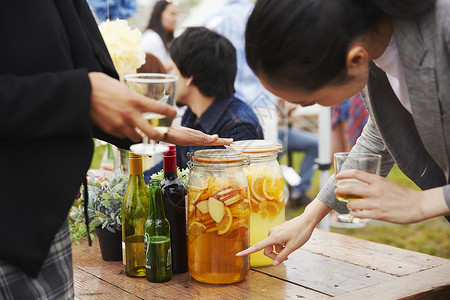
[137,52,167,74]
[331,92,368,160]
[278,100,318,207]
[142,0,179,72]
[87,0,137,22]
[203,0,279,143]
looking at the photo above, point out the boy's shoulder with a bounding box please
[227,96,256,113]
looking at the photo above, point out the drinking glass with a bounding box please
[334,152,381,224]
[124,73,178,156]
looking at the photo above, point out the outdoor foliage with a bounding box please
[69,173,129,243]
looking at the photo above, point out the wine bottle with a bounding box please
[161,144,188,274]
[122,152,148,277]
[145,179,172,282]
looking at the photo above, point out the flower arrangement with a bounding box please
[69,173,129,243]
[69,167,190,243]
[151,167,190,187]
[98,19,146,80]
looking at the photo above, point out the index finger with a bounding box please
[236,236,275,257]
[207,136,233,146]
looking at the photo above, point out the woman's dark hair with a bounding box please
[146,0,174,50]
[170,27,237,99]
[245,0,436,90]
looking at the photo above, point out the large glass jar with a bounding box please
[227,140,285,267]
[187,149,251,284]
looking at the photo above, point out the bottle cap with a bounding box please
[129,151,143,174]
[163,144,176,157]
[163,144,177,173]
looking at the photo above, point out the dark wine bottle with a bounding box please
[145,179,172,282]
[161,144,188,274]
[122,152,148,277]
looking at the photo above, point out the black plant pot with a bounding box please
[95,227,122,261]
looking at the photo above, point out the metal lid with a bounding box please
[227,140,283,154]
[188,149,250,167]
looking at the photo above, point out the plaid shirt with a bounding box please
[0,219,74,300]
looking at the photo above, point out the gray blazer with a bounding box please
[318,0,450,216]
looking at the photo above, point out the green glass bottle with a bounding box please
[144,179,172,282]
[122,152,148,277]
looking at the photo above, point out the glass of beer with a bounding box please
[124,73,178,156]
[334,152,381,223]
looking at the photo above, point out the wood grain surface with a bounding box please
[73,229,450,299]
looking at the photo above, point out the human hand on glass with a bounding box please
[88,72,232,148]
[334,152,381,223]
[89,72,177,142]
[124,73,178,156]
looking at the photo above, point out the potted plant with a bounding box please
[70,173,129,261]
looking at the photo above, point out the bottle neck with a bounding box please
[129,155,143,175]
[163,154,177,175]
[149,183,166,220]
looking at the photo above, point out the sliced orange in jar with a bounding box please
[263,175,284,201]
[188,187,203,205]
[259,200,280,218]
[188,221,206,242]
[250,175,267,202]
[250,196,260,213]
[216,207,233,235]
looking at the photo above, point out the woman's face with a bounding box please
[260,72,368,107]
[161,4,179,32]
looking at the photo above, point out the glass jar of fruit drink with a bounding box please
[187,149,251,284]
[227,140,285,267]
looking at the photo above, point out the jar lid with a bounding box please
[227,140,283,154]
[188,149,250,167]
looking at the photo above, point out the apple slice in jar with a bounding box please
[196,200,209,214]
[208,197,226,223]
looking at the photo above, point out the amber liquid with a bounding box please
[335,179,367,203]
[187,172,250,284]
[188,226,249,284]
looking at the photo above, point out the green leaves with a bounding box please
[150,167,189,187]
[69,173,129,242]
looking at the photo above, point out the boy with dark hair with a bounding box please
[145,27,263,179]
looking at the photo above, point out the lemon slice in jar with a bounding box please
[188,221,206,242]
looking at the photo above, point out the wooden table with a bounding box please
[73,229,450,299]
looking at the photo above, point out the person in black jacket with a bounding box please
[0,1,230,298]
